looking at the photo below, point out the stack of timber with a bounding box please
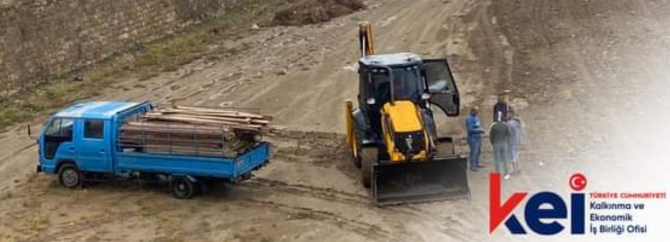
[119,105,275,158]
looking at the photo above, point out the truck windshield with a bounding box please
[372,66,422,103]
[45,118,74,137]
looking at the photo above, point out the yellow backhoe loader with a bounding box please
[345,23,469,205]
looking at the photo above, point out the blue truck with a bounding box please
[34,101,270,199]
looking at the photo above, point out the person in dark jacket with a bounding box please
[490,112,512,179]
[493,90,511,122]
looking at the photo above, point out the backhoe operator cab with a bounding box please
[354,53,461,149]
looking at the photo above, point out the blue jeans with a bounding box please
[468,137,482,169]
[494,142,509,175]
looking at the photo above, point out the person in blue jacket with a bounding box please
[465,106,485,171]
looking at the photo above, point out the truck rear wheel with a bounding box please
[171,176,195,199]
[58,163,82,189]
[360,148,377,188]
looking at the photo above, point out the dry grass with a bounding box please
[272,0,365,26]
[0,0,292,129]
[0,0,359,129]
[135,32,211,70]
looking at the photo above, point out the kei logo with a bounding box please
[489,173,587,235]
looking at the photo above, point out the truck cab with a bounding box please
[37,101,150,175]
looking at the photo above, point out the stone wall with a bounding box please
[0,0,253,91]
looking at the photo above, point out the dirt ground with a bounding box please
[1,0,670,241]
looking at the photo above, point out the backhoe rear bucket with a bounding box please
[372,156,469,205]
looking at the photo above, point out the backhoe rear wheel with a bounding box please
[360,148,377,188]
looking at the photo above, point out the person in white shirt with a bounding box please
[507,109,523,174]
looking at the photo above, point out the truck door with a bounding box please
[423,58,461,117]
[76,119,112,172]
[41,118,77,171]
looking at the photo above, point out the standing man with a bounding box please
[490,112,512,179]
[507,109,523,174]
[493,90,511,122]
[465,106,485,171]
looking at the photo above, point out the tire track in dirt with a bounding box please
[238,198,396,241]
[242,178,369,204]
[238,128,466,241]
[0,143,35,167]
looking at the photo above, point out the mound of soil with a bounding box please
[272,0,365,26]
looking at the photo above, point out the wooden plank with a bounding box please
[171,106,263,117]
[121,131,229,139]
[172,105,260,113]
[120,142,254,157]
[119,139,253,151]
[124,121,228,132]
[121,127,232,137]
[141,115,263,131]
[123,122,278,136]
[169,106,273,121]
[121,126,229,134]
[119,137,227,146]
[146,112,254,124]
[159,109,265,119]
[250,119,271,125]
[121,130,237,139]
[144,113,255,126]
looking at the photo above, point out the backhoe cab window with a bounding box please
[371,66,421,103]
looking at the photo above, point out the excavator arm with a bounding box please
[345,23,376,169]
[359,23,375,57]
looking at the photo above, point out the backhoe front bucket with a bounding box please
[372,156,469,205]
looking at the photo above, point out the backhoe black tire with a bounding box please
[58,163,83,189]
[360,148,377,188]
[171,176,195,199]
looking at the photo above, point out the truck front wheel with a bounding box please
[58,163,82,189]
[170,176,195,199]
